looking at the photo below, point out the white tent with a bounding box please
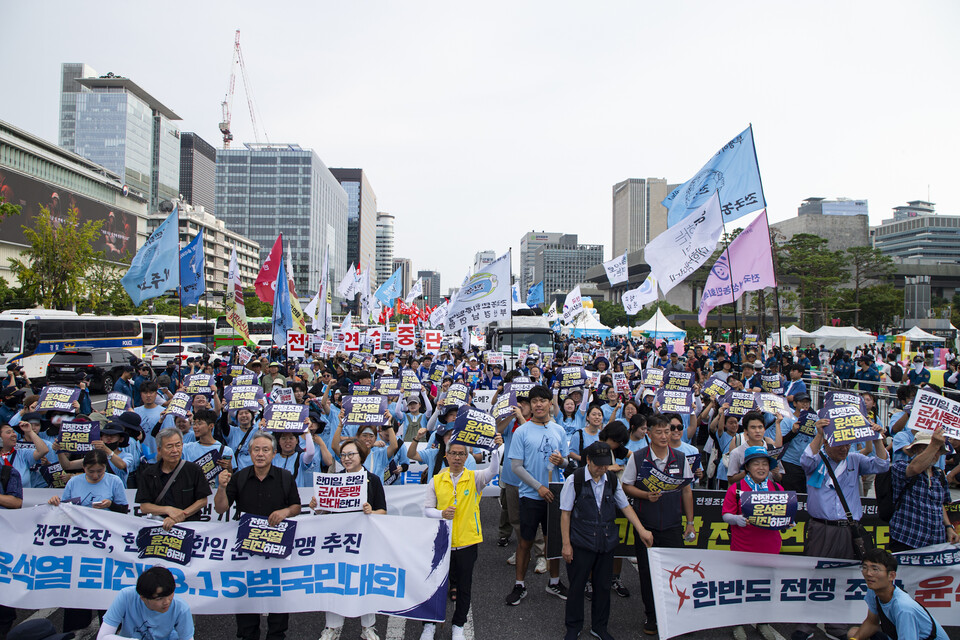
[771,325,812,347]
[570,311,613,338]
[806,325,875,351]
[896,326,945,342]
[635,308,686,340]
[611,326,629,336]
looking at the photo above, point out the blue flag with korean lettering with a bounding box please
[526,281,544,307]
[178,228,205,306]
[663,125,765,228]
[121,207,180,306]
[374,267,403,307]
[272,252,294,347]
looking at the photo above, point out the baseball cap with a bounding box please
[913,355,924,363]
[583,441,614,466]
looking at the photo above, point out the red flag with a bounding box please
[254,235,284,304]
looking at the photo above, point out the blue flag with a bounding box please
[526,281,544,307]
[178,228,205,306]
[121,207,180,306]
[272,252,293,347]
[663,125,765,228]
[374,267,403,307]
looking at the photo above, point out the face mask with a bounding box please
[914,363,923,372]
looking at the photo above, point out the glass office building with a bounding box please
[330,168,378,288]
[216,143,348,296]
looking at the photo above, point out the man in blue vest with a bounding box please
[561,442,652,640]
[621,415,696,636]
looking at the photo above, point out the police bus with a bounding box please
[136,314,215,350]
[213,315,273,349]
[0,309,143,380]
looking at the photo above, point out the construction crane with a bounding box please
[219,30,268,148]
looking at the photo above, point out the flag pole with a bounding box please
[509,247,514,368]
[748,123,785,353]
[176,203,183,381]
[717,216,741,365]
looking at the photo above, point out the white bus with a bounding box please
[0,310,143,380]
[135,315,215,350]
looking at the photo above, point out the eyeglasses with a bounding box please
[446,451,468,458]
[341,452,360,459]
[860,564,887,575]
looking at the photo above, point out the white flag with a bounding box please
[645,191,725,295]
[546,300,558,321]
[445,252,511,331]
[429,300,449,329]
[337,263,357,299]
[622,274,659,315]
[405,278,423,304]
[562,286,583,324]
[341,311,353,332]
[309,246,330,333]
[603,251,629,285]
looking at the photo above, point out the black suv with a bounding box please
[46,349,135,393]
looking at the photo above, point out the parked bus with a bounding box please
[135,315,215,350]
[0,310,143,380]
[213,315,273,349]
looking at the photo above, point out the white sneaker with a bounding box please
[360,626,380,640]
[507,552,516,565]
[420,623,436,640]
[451,625,465,640]
[319,628,341,640]
[534,557,547,574]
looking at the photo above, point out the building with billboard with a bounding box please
[392,257,413,300]
[611,177,676,256]
[519,231,563,293]
[215,143,347,296]
[533,234,604,301]
[0,118,148,284]
[871,201,960,263]
[179,133,217,214]
[59,64,181,211]
[473,250,495,274]
[330,169,378,289]
[376,212,396,286]
[418,270,441,307]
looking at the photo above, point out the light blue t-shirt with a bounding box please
[675,440,702,472]
[600,403,618,422]
[103,586,194,640]
[508,420,569,500]
[134,405,166,463]
[272,449,320,488]
[182,442,234,489]
[865,587,949,640]
[568,429,599,458]
[557,411,585,437]
[780,415,816,466]
[61,473,127,507]
[225,427,256,470]
[626,436,650,454]
[499,419,521,488]
[362,445,390,477]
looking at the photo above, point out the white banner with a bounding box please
[645,191,724,295]
[445,252,511,331]
[649,545,960,639]
[907,388,960,440]
[603,251,628,285]
[562,285,583,324]
[622,274,658,315]
[0,504,451,621]
[428,301,448,329]
[405,278,423,305]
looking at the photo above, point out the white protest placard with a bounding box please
[906,388,960,440]
[341,330,360,353]
[422,330,442,354]
[397,324,416,351]
[613,372,630,395]
[366,326,383,351]
[313,471,367,512]
[287,332,307,356]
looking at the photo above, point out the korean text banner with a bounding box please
[445,252,510,330]
[649,545,960,639]
[907,388,960,440]
[0,504,452,622]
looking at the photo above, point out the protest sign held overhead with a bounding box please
[182,373,213,395]
[192,449,223,486]
[422,329,442,354]
[104,392,132,417]
[655,388,694,414]
[314,471,367,512]
[400,368,422,393]
[444,383,471,407]
[756,393,793,419]
[374,376,401,397]
[36,386,80,413]
[567,352,584,365]
[262,403,308,433]
[663,370,695,391]
[269,387,295,404]
[824,390,869,416]
[57,420,98,453]
[557,365,587,389]
[702,375,731,400]
[760,373,783,395]
[613,372,630,395]
[906,388,960,440]
[723,390,758,417]
[819,400,876,446]
[223,385,264,411]
[451,406,498,450]
[165,392,193,417]
[641,368,664,388]
[343,395,389,427]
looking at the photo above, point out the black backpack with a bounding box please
[889,364,903,383]
[876,467,946,522]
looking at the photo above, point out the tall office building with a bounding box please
[392,257,413,300]
[418,270,441,307]
[59,64,181,210]
[611,178,675,256]
[330,168,378,286]
[473,250,496,274]
[519,231,563,293]
[871,201,960,263]
[216,143,348,296]
[376,212,396,285]
[179,133,217,214]
[533,234,604,299]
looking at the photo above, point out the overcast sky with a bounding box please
[3,1,958,293]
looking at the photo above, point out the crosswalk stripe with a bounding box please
[23,608,55,622]
[464,607,475,640]
[385,615,406,640]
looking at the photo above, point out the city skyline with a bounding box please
[2,2,958,293]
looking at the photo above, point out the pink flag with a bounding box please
[697,212,776,327]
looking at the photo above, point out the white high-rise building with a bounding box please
[376,211,396,285]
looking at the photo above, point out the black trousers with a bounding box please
[62,608,102,633]
[634,525,683,625]
[449,544,478,627]
[236,612,289,640]
[780,461,807,494]
[565,545,614,635]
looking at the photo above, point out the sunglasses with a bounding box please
[669,424,684,431]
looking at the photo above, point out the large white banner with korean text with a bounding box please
[0,504,451,621]
[648,545,960,639]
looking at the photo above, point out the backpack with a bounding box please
[875,467,946,522]
[889,364,903,383]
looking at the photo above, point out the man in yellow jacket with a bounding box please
[422,433,503,640]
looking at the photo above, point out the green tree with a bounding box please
[243,289,273,317]
[0,195,22,224]
[8,206,103,310]
[593,300,627,328]
[82,254,132,315]
[845,246,895,326]
[855,284,903,333]
[779,234,848,329]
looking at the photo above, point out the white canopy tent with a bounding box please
[770,325,812,347]
[611,326,630,336]
[567,311,613,338]
[635,308,687,340]
[804,325,875,351]
[896,326,945,342]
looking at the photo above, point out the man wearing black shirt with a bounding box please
[215,431,301,640]
[135,428,211,531]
